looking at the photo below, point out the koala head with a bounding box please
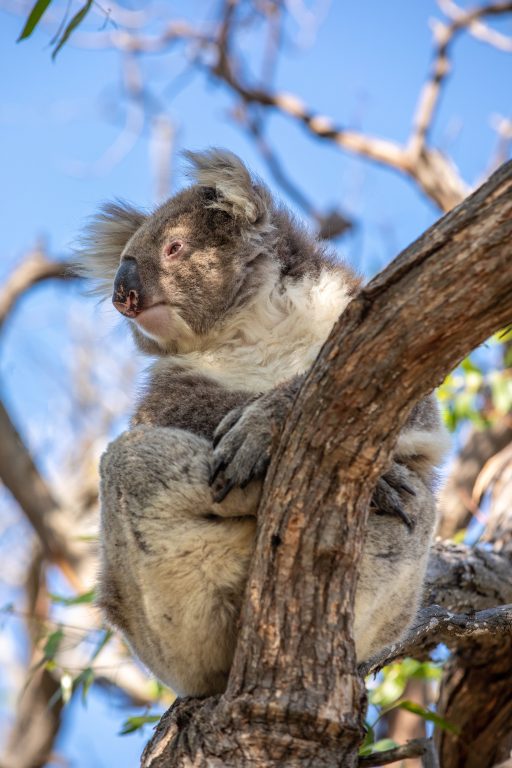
[77,149,275,354]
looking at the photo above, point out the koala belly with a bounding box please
[97,427,435,696]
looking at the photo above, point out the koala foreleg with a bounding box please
[210,377,301,501]
[98,426,258,697]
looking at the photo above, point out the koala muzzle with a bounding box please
[113,259,144,318]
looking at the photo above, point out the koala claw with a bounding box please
[212,406,244,449]
[211,477,235,503]
[371,464,416,530]
[209,401,272,501]
[209,456,227,486]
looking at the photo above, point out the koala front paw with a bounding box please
[371,462,416,530]
[209,401,273,502]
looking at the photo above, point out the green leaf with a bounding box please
[43,628,64,660]
[49,588,95,606]
[359,722,376,752]
[395,700,460,734]
[148,679,168,699]
[74,667,95,705]
[497,325,512,343]
[17,0,52,41]
[359,739,398,757]
[369,660,442,709]
[90,629,112,662]
[460,357,482,375]
[52,0,93,59]
[119,715,161,735]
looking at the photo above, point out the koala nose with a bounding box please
[113,258,144,317]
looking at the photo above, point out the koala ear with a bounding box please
[184,148,271,227]
[74,201,146,298]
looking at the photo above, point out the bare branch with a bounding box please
[409,1,512,160]
[0,247,73,330]
[6,1,512,211]
[484,114,512,178]
[358,737,438,768]
[360,538,512,674]
[425,540,512,612]
[362,605,512,676]
[203,0,471,209]
[57,2,465,208]
[0,400,76,565]
[439,0,512,52]
[241,109,353,238]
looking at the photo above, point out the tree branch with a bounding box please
[34,1,511,212]
[358,737,438,768]
[408,0,512,160]
[241,108,353,239]
[0,249,73,330]
[424,540,512,612]
[0,249,80,565]
[0,400,75,565]
[359,537,512,672]
[361,605,512,676]
[439,0,512,52]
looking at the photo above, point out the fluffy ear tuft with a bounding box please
[184,148,271,226]
[74,201,146,298]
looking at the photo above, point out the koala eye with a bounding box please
[165,240,183,258]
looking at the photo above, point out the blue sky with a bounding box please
[0,1,510,765]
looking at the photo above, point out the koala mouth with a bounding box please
[133,302,172,335]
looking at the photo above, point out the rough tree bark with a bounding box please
[140,160,512,767]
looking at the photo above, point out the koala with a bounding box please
[78,149,449,698]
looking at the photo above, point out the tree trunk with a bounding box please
[437,440,512,768]
[142,160,512,767]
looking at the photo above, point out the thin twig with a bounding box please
[358,737,435,767]
[361,604,512,676]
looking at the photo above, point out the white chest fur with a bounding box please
[158,269,352,393]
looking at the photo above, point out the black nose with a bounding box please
[113,259,144,317]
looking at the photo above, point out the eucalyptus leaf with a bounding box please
[52,0,93,59]
[49,588,95,606]
[119,714,161,735]
[43,628,64,660]
[396,700,460,734]
[17,0,52,41]
[359,738,398,757]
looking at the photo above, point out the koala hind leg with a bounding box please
[98,426,259,697]
[354,462,437,662]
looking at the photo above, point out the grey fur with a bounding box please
[78,148,449,697]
